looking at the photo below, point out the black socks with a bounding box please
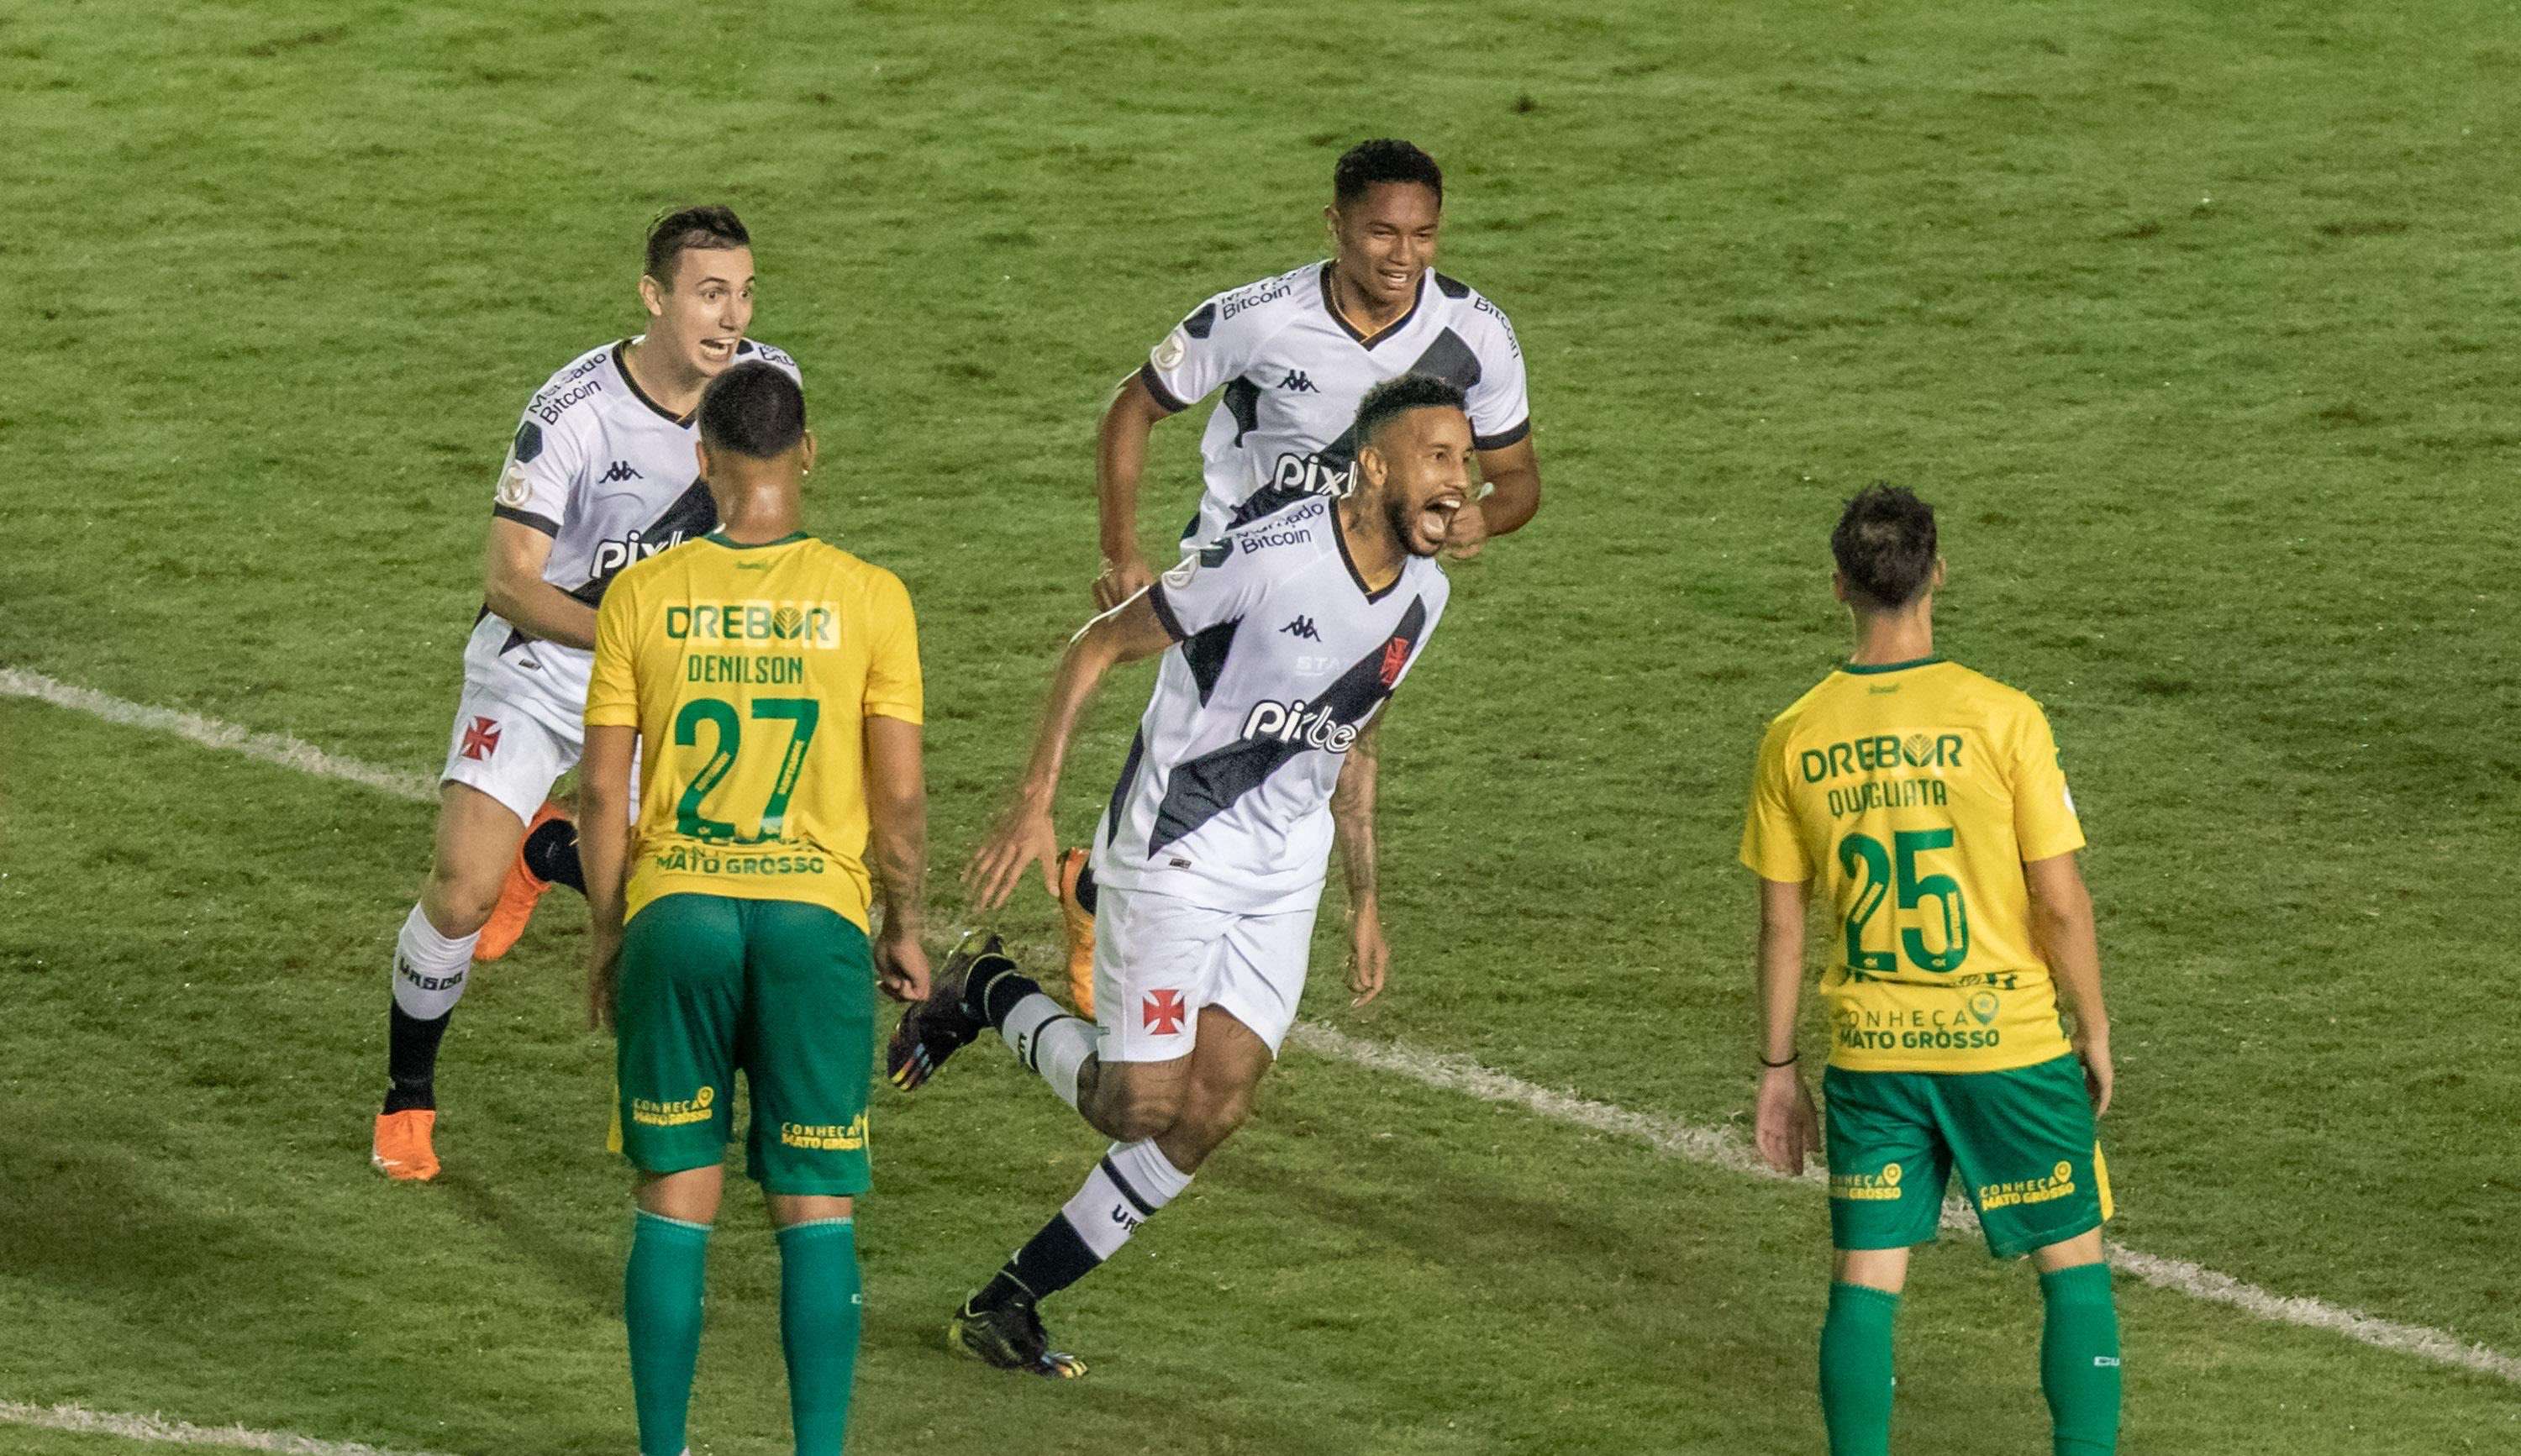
[521,815,585,893]
[384,1002,450,1112]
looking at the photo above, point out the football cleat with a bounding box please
[475,802,569,962]
[1055,849,1097,1018]
[371,1109,440,1182]
[948,1294,1087,1379]
[883,932,1004,1091]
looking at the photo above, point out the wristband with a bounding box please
[1759,1050,1799,1069]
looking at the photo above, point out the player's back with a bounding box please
[587,531,922,932]
[1743,658,2087,1073]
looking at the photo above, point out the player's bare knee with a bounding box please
[419,863,500,938]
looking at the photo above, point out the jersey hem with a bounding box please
[1145,581,1190,639]
[1472,417,1531,452]
[1138,360,1189,414]
[1823,1042,2077,1077]
[626,878,871,933]
[492,505,561,536]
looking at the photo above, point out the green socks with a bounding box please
[776,1217,863,1456]
[1819,1282,1900,1455]
[624,1211,712,1456]
[2039,1262,2122,1455]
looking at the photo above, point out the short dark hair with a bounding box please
[1334,139,1443,208]
[1353,372,1467,448]
[1831,484,1939,609]
[697,361,806,460]
[644,204,750,285]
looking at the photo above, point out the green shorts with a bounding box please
[1822,1054,2113,1259]
[612,893,874,1196]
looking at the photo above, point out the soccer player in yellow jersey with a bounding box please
[1739,485,2120,1456]
[580,361,931,1456]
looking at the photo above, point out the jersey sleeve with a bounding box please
[492,410,586,537]
[1462,296,1531,451]
[584,573,642,731]
[861,570,924,725]
[1738,723,1814,882]
[1139,288,1265,415]
[2009,702,2087,861]
[1143,538,1273,639]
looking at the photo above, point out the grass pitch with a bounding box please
[4,1,2518,1452]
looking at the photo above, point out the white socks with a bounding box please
[391,903,478,1020]
[1061,1138,1193,1259]
[999,991,1095,1111]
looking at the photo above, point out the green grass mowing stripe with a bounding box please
[1294,1024,2521,1386]
[0,1401,453,1456]
[9,661,2516,1396]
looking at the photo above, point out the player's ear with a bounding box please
[1356,444,1386,491]
[1929,556,1947,591]
[638,271,665,319]
[797,429,818,478]
[693,439,711,481]
[1830,570,1852,605]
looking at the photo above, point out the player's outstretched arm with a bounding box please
[1466,436,1543,544]
[865,715,931,1003]
[966,593,1176,910]
[482,518,599,649]
[1330,716,1387,1007]
[1092,373,1179,609]
[579,723,637,1030]
[1752,875,1820,1174]
[2026,852,2111,1115]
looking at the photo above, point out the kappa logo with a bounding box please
[1142,988,1187,1035]
[597,460,642,484]
[1278,369,1319,393]
[1280,615,1321,641]
[459,716,502,761]
[1377,636,1413,687]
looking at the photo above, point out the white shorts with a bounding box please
[438,680,579,827]
[1092,883,1319,1062]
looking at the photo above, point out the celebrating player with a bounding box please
[887,374,1470,1377]
[1740,486,2121,1455]
[581,361,929,1456]
[1050,137,1541,1015]
[372,206,799,1181]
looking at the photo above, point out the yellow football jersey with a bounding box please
[1739,657,2085,1074]
[586,530,923,930]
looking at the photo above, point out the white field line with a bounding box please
[0,1400,454,1455]
[1293,1024,2521,1385]
[8,665,2520,1394]
[0,669,437,805]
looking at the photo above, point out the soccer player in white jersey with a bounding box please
[886,374,1470,1376]
[1046,139,1545,1015]
[371,206,802,1182]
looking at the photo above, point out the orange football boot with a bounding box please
[1056,848,1097,1017]
[371,1109,440,1181]
[475,802,569,962]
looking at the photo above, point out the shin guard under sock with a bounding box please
[776,1217,861,1456]
[624,1212,710,1456]
[1818,1282,1899,1456]
[2039,1262,2122,1455]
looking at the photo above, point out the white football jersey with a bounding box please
[468,336,802,733]
[1091,495,1450,915]
[1139,261,1529,545]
